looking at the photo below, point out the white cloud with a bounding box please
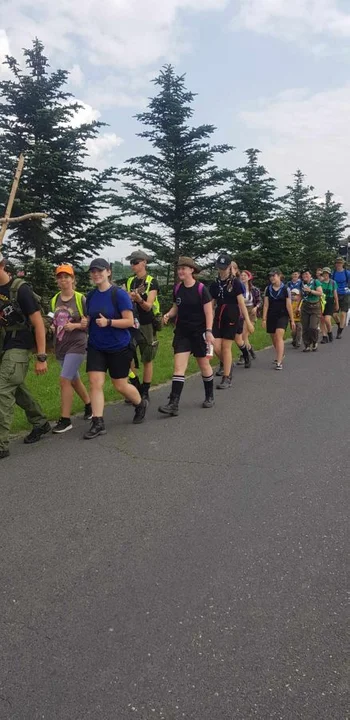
[68,64,84,88]
[0,29,11,72]
[232,0,350,42]
[86,132,124,162]
[70,101,101,128]
[240,85,350,210]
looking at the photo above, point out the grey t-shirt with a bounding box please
[52,294,87,360]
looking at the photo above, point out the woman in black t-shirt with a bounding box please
[158,257,215,416]
[210,254,254,389]
[262,269,295,370]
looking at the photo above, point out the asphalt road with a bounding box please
[0,336,349,720]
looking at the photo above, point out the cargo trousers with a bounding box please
[0,348,47,452]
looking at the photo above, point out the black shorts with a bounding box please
[323,299,334,316]
[338,294,350,313]
[266,314,289,334]
[86,345,133,379]
[173,329,207,357]
[213,308,240,340]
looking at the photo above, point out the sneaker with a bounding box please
[0,449,10,460]
[320,336,328,344]
[133,399,148,424]
[236,355,244,366]
[202,396,215,408]
[303,346,311,353]
[24,421,51,444]
[83,417,106,440]
[275,362,283,370]
[52,417,73,434]
[84,403,93,420]
[217,376,231,390]
[215,363,224,377]
[312,342,318,352]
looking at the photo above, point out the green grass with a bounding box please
[11,320,279,434]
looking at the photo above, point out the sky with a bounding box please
[2,0,350,260]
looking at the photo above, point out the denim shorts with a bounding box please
[59,353,85,381]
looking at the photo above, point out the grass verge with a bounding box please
[11,320,281,434]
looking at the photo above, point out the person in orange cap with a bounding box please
[49,263,92,433]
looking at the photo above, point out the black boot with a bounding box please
[336,327,343,339]
[328,331,333,342]
[240,344,251,369]
[320,336,328,344]
[84,417,106,440]
[202,376,214,408]
[249,345,256,359]
[133,399,148,424]
[158,395,179,416]
[140,382,151,402]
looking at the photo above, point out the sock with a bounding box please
[171,375,185,399]
[239,344,250,362]
[129,374,142,392]
[142,382,151,393]
[202,374,214,398]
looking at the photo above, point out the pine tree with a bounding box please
[216,149,279,282]
[114,65,232,273]
[319,190,348,253]
[0,39,119,264]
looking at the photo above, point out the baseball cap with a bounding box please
[215,253,232,270]
[88,258,110,271]
[291,287,300,295]
[242,270,253,281]
[56,263,74,276]
[126,250,149,263]
[269,268,281,276]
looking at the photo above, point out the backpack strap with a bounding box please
[9,278,27,305]
[174,282,181,296]
[85,289,96,315]
[198,282,204,297]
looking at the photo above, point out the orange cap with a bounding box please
[56,264,74,276]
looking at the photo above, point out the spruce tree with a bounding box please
[0,39,119,264]
[319,190,348,253]
[114,65,232,272]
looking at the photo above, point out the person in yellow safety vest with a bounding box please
[125,250,160,402]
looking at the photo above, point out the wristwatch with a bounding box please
[36,354,48,363]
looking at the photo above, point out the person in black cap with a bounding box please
[210,254,254,389]
[82,258,147,438]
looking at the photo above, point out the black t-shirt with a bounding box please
[128,276,159,325]
[265,284,290,317]
[0,281,40,350]
[210,276,243,321]
[173,282,211,334]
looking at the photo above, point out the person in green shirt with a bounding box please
[320,267,339,344]
[300,269,323,351]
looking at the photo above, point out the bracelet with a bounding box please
[205,329,212,333]
[107,319,112,327]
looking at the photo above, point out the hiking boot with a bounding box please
[217,376,231,390]
[140,385,150,403]
[291,340,296,347]
[202,395,215,408]
[336,328,342,339]
[303,346,311,353]
[320,336,328,344]
[83,417,106,440]
[249,346,256,359]
[0,449,10,460]
[312,342,318,352]
[328,331,333,342]
[244,356,252,369]
[158,396,179,416]
[236,354,244,366]
[24,422,51,444]
[133,399,148,424]
[84,403,93,420]
[215,363,224,377]
[275,362,283,371]
[52,417,73,434]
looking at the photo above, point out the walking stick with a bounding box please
[0,154,47,249]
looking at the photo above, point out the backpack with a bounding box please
[50,290,85,318]
[331,269,350,292]
[0,278,50,352]
[126,274,162,331]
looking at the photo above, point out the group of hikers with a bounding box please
[0,249,349,459]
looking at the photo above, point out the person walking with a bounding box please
[287,272,302,348]
[158,257,215,415]
[210,255,254,388]
[262,269,295,370]
[50,264,92,433]
[331,257,350,339]
[125,250,160,402]
[0,252,50,459]
[83,258,147,439]
[239,270,260,361]
[300,269,323,352]
[320,267,339,344]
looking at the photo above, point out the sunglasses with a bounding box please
[130,259,143,266]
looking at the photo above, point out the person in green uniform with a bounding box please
[320,267,339,344]
[0,253,50,459]
[300,269,323,352]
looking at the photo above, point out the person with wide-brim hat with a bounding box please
[331,257,350,338]
[158,256,215,416]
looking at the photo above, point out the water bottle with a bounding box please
[203,332,213,358]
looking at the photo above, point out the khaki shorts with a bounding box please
[139,323,159,363]
[247,307,257,323]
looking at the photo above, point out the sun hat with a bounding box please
[126,250,150,263]
[322,267,332,274]
[177,256,200,273]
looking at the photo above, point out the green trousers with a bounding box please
[0,348,47,451]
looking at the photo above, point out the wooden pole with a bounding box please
[0,154,25,247]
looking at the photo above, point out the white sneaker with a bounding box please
[275,362,283,371]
